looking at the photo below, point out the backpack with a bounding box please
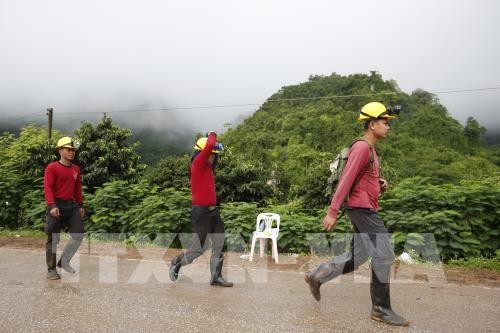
[324,138,375,204]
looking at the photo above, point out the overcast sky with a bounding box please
[1,0,499,134]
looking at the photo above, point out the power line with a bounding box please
[431,86,500,94]
[1,85,499,120]
[62,103,261,115]
[43,91,403,115]
[0,111,46,121]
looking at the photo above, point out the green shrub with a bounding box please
[0,170,22,228]
[88,181,150,233]
[381,176,500,260]
[18,184,46,230]
[125,187,191,236]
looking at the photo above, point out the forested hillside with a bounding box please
[1,72,498,259]
[221,72,499,207]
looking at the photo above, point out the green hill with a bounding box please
[220,72,499,208]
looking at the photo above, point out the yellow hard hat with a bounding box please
[194,137,224,154]
[358,102,396,121]
[56,136,79,149]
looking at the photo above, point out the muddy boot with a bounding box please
[169,254,184,282]
[46,248,60,280]
[57,238,81,274]
[210,255,233,287]
[304,253,355,301]
[370,266,409,326]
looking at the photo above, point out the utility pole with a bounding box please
[46,107,53,139]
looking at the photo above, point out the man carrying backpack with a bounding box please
[304,102,409,327]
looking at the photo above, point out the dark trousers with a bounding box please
[45,200,84,259]
[348,208,395,281]
[319,208,395,284]
[309,208,398,310]
[182,205,225,265]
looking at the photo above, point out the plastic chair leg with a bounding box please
[259,239,266,258]
[249,236,257,262]
[272,238,279,263]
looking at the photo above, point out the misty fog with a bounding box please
[1,0,499,137]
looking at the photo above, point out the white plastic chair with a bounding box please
[249,213,280,263]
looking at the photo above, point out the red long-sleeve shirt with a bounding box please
[328,140,380,217]
[190,133,217,206]
[43,161,83,207]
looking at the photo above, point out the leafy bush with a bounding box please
[88,181,150,233]
[18,184,46,230]
[88,181,191,240]
[0,126,59,228]
[381,177,500,260]
[125,187,191,236]
[0,169,22,228]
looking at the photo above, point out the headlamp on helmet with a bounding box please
[386,105,401,117]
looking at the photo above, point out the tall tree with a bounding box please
[74,115,145,192]
[464,116,486,149]
[144,154,191,190]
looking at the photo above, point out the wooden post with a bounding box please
[46,108,53,139]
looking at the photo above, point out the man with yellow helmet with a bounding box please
[43,136,85,280]
[169,131,232,287]
[305,102,409,326]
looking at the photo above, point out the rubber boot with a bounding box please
[370,266,409,326]
[169,254,184,282]
[304,253,355,301]
[210,255,233,287]
[57,238,81,274]
[46,246,60,280]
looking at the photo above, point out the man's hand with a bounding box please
[323,214,338,232]
[379,178,388,192]
[79,207,85,218]
[49,207,60,218]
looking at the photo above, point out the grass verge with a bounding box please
[446,255,500,271]
[0,228,45,239]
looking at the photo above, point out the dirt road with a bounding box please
[0,239,499,332]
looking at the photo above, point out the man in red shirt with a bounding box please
[169,132,233,287]
[304,102,409,326]
[44,136,85,280]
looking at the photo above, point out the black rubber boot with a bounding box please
[46,246,60,280]
[169,254,183,282]
[304,253,355,301]
[57,238,81,274]
[370,266,409,326]
[210,255,233,287]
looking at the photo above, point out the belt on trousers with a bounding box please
[193,205,217,211]
[346,207,377,213]
[55,198,76,204]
